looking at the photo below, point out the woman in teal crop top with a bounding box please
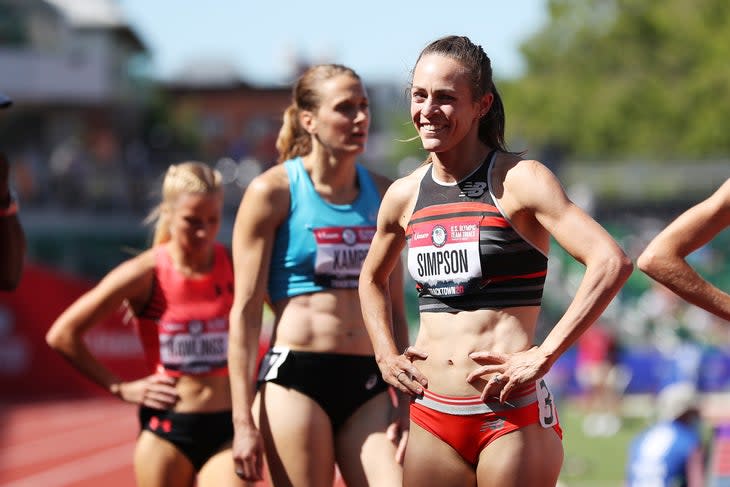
[266,155,382,302]
[359,36,633,487]
[228,64,408,486]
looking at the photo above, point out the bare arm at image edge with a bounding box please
[638,178,730,321]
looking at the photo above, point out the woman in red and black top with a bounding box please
[359,36,633,487]
[46,162,246,487]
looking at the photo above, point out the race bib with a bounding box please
[158,317,228,374]
[257,347,290,382]
[407,218,483,296]
[536,378,558,428]
[313,225,375,288]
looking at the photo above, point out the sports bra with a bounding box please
[406,151,548,313]
[137,242,234,376]
[266,157,381,302]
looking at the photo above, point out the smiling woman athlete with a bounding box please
[359,35,633,487]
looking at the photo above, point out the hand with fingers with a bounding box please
[383,345,429,396]
[232,426,264,482]
[466,346,551,403]
[115,374,180,409]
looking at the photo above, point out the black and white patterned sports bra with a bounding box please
[406,151,548,313]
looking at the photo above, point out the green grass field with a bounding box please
[558,392,729,486]
[557,398,650,487]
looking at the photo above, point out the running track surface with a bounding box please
[9,395,730,486]
[0,398,347,487]
[1,398,140,487]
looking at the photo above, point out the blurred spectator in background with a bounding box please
[0,91,26,291]
[576,320,630,437]
[626,381,705,487]
[633,281,709,393]
[638,178,730,322]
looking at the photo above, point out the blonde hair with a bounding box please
[275,64,361,164]
[145,161,223,246]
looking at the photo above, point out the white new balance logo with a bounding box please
[459,182,487,198]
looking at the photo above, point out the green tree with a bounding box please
[502,0,730,159]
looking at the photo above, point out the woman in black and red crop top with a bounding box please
[359,35,633,487]
[46,162,247,487]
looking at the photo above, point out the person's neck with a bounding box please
[167,243,214,277]
[302,150,359,204]
[431,141,492,184]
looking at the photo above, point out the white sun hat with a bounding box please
[656,381,699,422]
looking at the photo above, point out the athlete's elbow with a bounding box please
[618,255,634,285]
[603,250,634,287]
[618,254,634,285]
[636,247,664,278]
[45,325,72,354]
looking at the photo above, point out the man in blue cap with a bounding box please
[626,382,705,487]
[0,91,25,291]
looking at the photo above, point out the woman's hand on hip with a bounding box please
[382,346,429,396]
[467,346,550,403]
[117,374,179,409]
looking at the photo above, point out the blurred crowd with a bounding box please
[8,123,278,216]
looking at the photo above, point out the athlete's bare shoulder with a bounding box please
[89,247,157,311]
[249,163,290,195]
[379,164,428,225]
[493,152,543,184]
[391,164,426,199]
[115,247,157,280]
[365,168,395,198]
[237,163,291,224]
[492,153,565,209]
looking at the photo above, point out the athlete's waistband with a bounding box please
[413,382,538,415]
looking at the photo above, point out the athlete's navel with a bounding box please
[447,359,454,365]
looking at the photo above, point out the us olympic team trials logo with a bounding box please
[342,228,357,246]
[431,225,447,247]
[188,320,204,335]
